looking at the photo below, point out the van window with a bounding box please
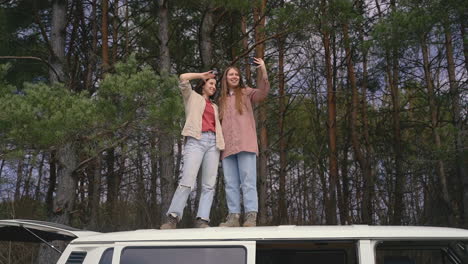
[375,240,468,264]
[256,241,358,264]
[98,248,114,264]
[120,246,246,264]
[65,251,87,264]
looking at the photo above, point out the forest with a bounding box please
[0,0,467,262]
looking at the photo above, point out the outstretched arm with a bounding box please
[179,71,215,82]
[248,58,270,103]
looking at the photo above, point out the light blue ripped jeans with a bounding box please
[166,132,220,221]
[222,151,258,214]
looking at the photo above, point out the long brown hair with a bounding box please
[219,66,245,119]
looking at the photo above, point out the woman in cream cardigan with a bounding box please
[161,71,224,229]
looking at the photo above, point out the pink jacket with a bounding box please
[221,77,270,159]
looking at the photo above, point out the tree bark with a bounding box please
[85,0,98,93]
[200,6,216,70]
[155,1,174,220]
[102,0,110,73]
[46,151,57,216]
[343,22,372,224]
[37,2,72,263]
[149,135,159,227]
[34,153,45,201]
[459,19,468,73]
[359,0,376,225]
[157,0,171,73]
[48,0,67,84]
[253,0,269,225]
[321,0,338,224]
[105,148,118,230]
[112,0,119,65]
[445,27,467,227]
[14,159,24,202]
[277,32,288,225]
[87,156,101,230]
[241,16,252,85]
[378,0,404,225]
[421,37,452,224]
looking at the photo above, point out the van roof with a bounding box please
[71,225,468,244]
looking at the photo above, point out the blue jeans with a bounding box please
[222,152,258,213]
[166,132,220,221]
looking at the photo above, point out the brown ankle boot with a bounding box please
[219,213,240,227]
[243,212,257,227]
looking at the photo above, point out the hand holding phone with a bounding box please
[249,57,259,66]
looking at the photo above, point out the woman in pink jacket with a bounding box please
[218,58,270,227]
[161,71,224,229]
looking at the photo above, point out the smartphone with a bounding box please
[249,57,259,66]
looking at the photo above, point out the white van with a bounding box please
[1,219,467,264]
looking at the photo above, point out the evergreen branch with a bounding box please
[0,56,62,82]
[229,30,290,66]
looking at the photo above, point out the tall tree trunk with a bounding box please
[149,135,159,227]
[157,0,175,220]
[124,0,129,57]
[34,153,45,201]
[343,22,372,224]
[339,135,350,224]
[377,0,404,225]
[200,6,216,70]
[0,160,4,190]
[102,0,110,73]
[85,0,98,93]
[445,27,467,226]
[277,32,288,225]
[321,0,338,224]
[46,151,57,216]
[37,2,73,263]
[157,0,171,73]
[24,156,35,198]
[241,16,252,85]
[53,143,79,225]
[359,0,375,225]
[48,0,67,84]
[136,140,148,227]
[253,0,269,225]
[459,19,468,73]
[14,159,24,202]
[421,37,452,224]
[112,0,119,65]
[105,148,117,230]
[87,156,101,230]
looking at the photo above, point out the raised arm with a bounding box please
[179,71,216,100]
[247,58,270,103]
[179,71,215,82]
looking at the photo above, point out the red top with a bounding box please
[202,99,216,133]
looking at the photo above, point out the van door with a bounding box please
[112,241,256,264]
[0,219,99,243]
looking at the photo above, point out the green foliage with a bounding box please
[0,55,183,156]
[97,55,182,132]
[0,81,97,149]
